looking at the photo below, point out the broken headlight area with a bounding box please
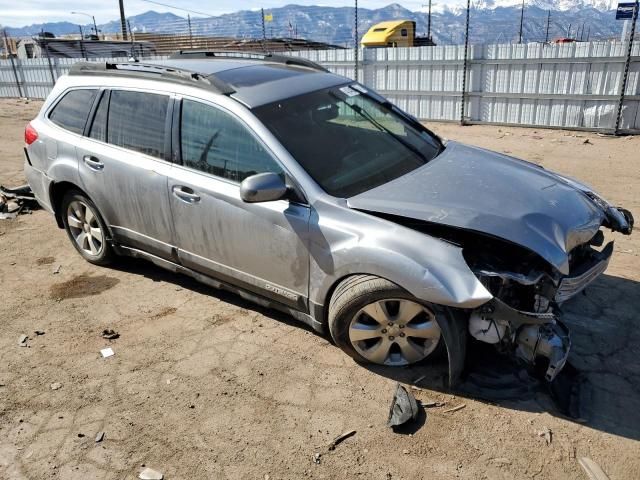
[465,235,613,382]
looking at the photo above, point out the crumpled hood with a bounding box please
[348,141,606,274]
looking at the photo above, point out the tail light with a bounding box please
[25,122,38,146]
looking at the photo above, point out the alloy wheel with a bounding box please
[348,298,441,366]
[66,200,104,256]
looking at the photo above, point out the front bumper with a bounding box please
[555,241,613,303]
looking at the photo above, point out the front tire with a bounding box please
[328,275,446,367]
[61,191,114,266]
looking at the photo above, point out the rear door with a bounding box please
[168,97,310,308]
[76,88,177,259]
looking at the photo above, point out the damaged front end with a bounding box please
[466,222,624,381]
[366,199,632,382]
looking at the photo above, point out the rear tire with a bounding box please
[61,191,114,266]
[328,275,448,367]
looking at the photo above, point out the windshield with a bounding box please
[253,84,443,198]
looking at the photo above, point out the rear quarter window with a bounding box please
[48,89,98,135]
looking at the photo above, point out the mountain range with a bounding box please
[2,2,629,46]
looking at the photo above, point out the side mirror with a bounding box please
[240,172,288,203]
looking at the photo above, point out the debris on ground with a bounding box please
[100,347,115,358]
[34,330,45,336]
[53,265,62,275]
[50,382,62,390]
[312,452,322,464]
[139,467,164,480]
[578,457,610,480]
[491,457,512,466]
[423,401,446,408]
[95,431,105,443]
[327,430,356,451]
[18,334,28,347]
[101,329,120,340]
[537,426,552,445]
[387,383,419,428]
[443,404,466,413]
[0,185,39,219]
[583,139,593,145]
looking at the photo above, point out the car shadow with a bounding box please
[109,258,640,441]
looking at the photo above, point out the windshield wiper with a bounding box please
[347,102,428,163]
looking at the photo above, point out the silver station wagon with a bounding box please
[24,51,633,385]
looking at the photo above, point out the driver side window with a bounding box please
[180,99,283,182]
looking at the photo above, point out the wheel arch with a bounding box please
[49,182,115,242]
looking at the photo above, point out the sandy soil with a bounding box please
[1,98,639,480]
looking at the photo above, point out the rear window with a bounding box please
[107,90,169,159]
[49,89,98,134]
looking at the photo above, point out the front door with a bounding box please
[168,98,310,308]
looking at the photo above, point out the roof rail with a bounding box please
[68,61,235,95]
[168,50,329,73]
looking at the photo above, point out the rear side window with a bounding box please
[89,91,109,142]
[180,99,283,182]
[108,90,169,159]
[49,89,98,135]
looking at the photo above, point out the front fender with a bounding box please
[308,204,492,309]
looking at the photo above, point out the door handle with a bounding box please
[172,185,201,204]
[83,155,104,171]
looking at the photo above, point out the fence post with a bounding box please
[3,30,23,98]
[460,0,471,126]
[614,0,638,135]
[354,0,359,82]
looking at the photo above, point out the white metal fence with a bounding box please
[2,42,639,133]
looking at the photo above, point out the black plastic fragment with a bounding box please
[387,383,419,427]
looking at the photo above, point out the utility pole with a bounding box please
[354,0,359,81]
[461,0,470,125]
[187,14,193,48]
[78,26,87,59]
[567,23,571,38]
[518,0,525,43]
[615,0,639,134]
[545,10,551,42]
[119,0,128,41]
[586,25,591,41]
[422,1,432,41]
[261,8,266,41]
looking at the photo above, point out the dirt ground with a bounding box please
[1,97,639,480]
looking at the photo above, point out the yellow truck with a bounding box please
[361,20,435,48]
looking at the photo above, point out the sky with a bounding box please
[0,0,468,27]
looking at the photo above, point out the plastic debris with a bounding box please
[537,426,552,445]
[443,404,466,413]
[50,382,62,390]
[34,330,45,336]
[387,383,419,427]
[101,329,120,340]
[327,430,356,451]
[53,265,62,275]
[578,457,610,480]
[95,431,105,443]
[100,347,115,358]
[139,467,164,480]
[0,185,39,219]
[312,452,322,464]
[18,334,28,347]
